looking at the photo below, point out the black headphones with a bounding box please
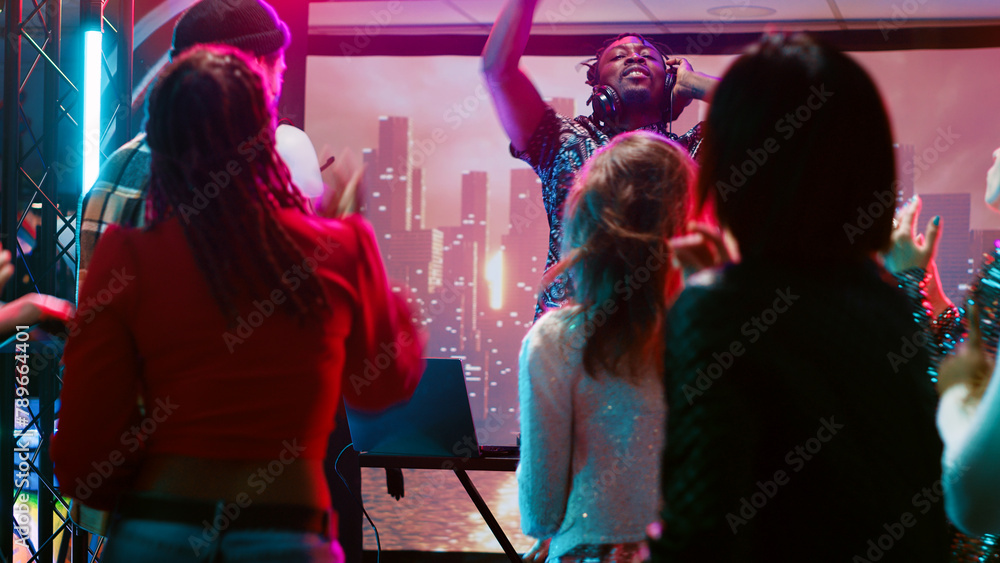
[587,68,677,132]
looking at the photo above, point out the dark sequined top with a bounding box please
[914,249,1000,562]
[930,248,1000,360]
[511,107,704,319]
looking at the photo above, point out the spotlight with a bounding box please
[82,1,104,194]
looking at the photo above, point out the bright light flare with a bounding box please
[486,251,503,310]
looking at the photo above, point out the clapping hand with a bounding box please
[318,148,366,218]
[986,147,1000,211]
[0,246,14,289]
[0,242,75,338]
[668,222,736,280]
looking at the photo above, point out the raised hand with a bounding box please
[882,195,941,273]
[663,56,719,116]
[0,293,75,339]
[318,148,366,218]
[986,147,1000,211]
[669,221,737,279]
[481,0,548,152]
[0,245,14,290]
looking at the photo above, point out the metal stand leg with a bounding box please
[453,469,521,563]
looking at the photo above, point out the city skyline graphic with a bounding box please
[304,50,1000,553]
[358,102,574,437]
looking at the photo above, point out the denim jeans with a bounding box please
[101,518,345,563]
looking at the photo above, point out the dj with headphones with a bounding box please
[482,0,718,321]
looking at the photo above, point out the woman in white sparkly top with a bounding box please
[517,130,694,562]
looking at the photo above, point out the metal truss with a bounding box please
[3,1,133,561]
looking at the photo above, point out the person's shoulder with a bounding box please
[87,222,144,272]
[99,133,150,172]
[510,106,603,167]
[115,132,149,153]
[99,222,140,245]
[275,124,324,199]
[525,306,583,352]
[566,112,604,136]
[531,306,578,332]
[275,124,321,168]
[681,121,704,137]
[521,308,581,384]
[86,134,150,207]
[275,123,315,150]
[109,218,179,254]
[538,105,601,138]
[673,122,705,156]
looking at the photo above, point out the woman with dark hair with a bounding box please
[650,34,949,561]
[52,46,422,562]
[518,131,694,563]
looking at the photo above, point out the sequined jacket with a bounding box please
[512,107,703,320]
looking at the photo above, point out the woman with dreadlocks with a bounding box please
[52,45,422,563]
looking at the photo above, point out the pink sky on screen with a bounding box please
[305,48,1000,251]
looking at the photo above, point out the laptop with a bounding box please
[344,358,519,458]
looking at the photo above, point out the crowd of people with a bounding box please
[52,1,421,562]
[484,0,1000,561]
[38,0,1000,561]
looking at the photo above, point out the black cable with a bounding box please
[668,63,675,137]
[335,442,380,563]
[669,78,674,136]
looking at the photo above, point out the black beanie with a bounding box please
[170,0,290,61]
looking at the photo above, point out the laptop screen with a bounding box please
[345,358,483,457]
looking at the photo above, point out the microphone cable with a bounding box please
[335,442,381,563]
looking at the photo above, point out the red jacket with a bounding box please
[52,210,422,510]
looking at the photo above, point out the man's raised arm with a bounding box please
[481,0,549,153]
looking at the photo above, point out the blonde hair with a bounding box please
[559,131,695,380]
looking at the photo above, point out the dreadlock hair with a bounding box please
[581,33,688,123]
[145,45,329,324]
[558,131,694,381]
